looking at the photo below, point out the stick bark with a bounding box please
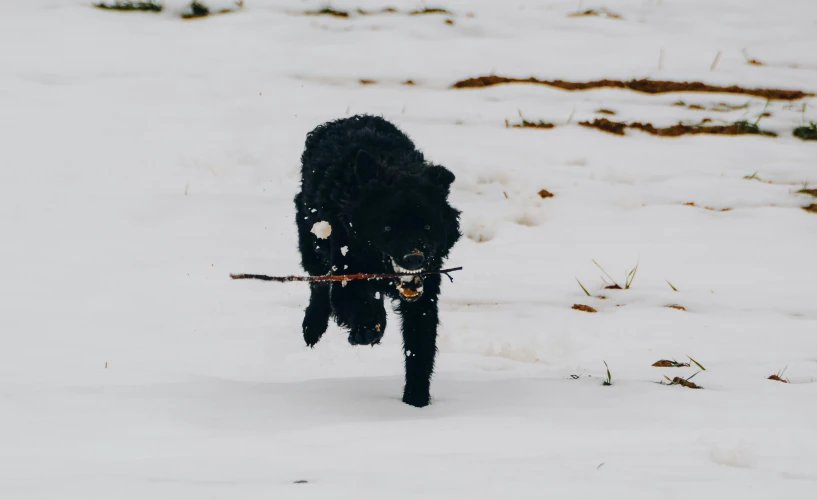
[230,267,463,283]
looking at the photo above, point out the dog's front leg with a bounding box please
[331,280,386,346]
[396,274,441,408]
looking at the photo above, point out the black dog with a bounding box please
[294,115,461,407]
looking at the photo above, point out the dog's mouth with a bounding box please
[390,258,424,302]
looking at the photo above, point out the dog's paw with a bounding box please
[302,316,328,348]
[347,324,384,346]
[304,331,321,348]
[402,390,430,408]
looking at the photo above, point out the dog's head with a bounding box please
[348,150,461,301]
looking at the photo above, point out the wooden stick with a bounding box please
[230,267,463,283]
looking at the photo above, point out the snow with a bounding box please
[310,220,332,239]
[1,0,817,498]
[340,245,349,256]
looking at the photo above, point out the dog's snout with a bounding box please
[403,252,425,268]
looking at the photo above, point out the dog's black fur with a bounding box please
[294,115,461,407]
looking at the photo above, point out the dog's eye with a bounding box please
[424,225,431,230]
[384,226,392,232]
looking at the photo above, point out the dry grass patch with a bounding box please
[304,7,350,17]
[451,77,812,100]
[568,8,622,19]
[507,119,555,129]
[93,0,162,11]
[571,304,597,313]
[579,118,777,138]
[683,202,732,212]
[652,359,690,368]
[181,1,243,19]
[663,375,702,389]
[409,7,451,15]
[793,122,817,141]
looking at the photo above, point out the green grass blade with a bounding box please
[687,355,706,371]
[576,278,591,297]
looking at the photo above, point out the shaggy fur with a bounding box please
[295,115,461,407]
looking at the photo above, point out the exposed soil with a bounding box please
[537,189,554,199]
[303,6,451,18]
[568,8,622,19]
[581,118,626,135]
[304,7,349,18]
[409,8,452,15]
[444,19,455,25]
[509,119,555,130]
[665,304,687,311]
[579,118,777,138]
[401,80,416,85]
[596,109,616,115]
[451,77,812,100]
[793,123,817,141]
[803,204,817,214]
[572,304,597,313]
[798,188,817,197]
[683,202,732,212]
[652,360,690,368]
[357,7,398,15]
[358,79,376,85]
[673,101,751,112]
[665,376,702,389]
[93,1,162,11]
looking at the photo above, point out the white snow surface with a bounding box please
[2,1,817,498]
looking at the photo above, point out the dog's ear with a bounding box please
[423,165,456,190]
[355,150,383,183]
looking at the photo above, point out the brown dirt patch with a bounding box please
[581,118,626,135]
[508,119,555,130]
[652,359,690,368]
[596,109,616,115]
[537,189,554,199]
[304,7,349,18]
[664,376,702,389]
[568,8,622,19]
[357,7,398,15]
[673,101,751,112]
[803,204,817,214]
[579,118,777,138]
[572,304,597,313]
[359,79,376,85]
[798,188,817,197]
[665,304,686,311]
[451,77,812,100]
[683,202,732,212]
[444,18,455,25]
[409,7,452,15]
